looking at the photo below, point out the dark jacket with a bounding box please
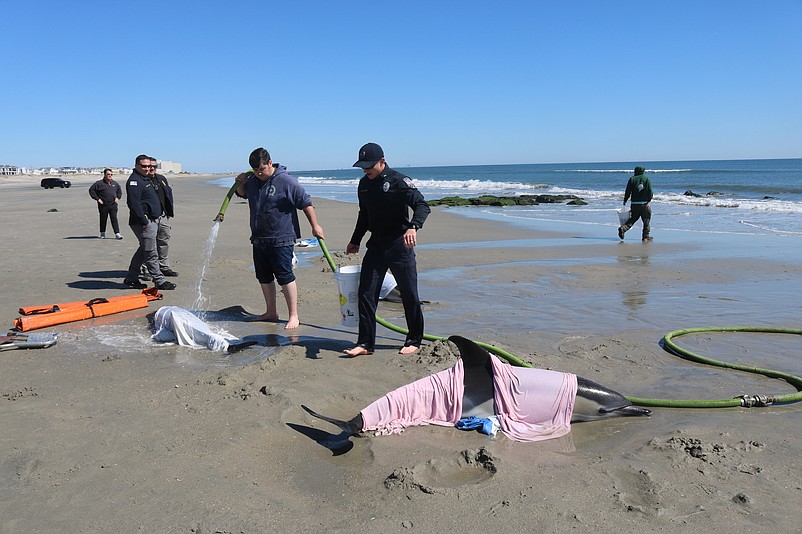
[152,174,175,218]
[88,178,122,205]
[624,166,653,205]
[126,171,162,226]
[350,166,430,246]
[237,164,311,247]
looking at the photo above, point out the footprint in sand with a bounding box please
[608,467,663,516]
[385,447,497,494]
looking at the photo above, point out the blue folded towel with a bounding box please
[456,416,499,436]
[456,416,485,430]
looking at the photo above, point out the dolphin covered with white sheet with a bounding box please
[152,306,256,353]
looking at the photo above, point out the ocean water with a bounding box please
[214,158,802,237]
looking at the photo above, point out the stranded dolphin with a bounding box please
[301,335,649,451]
[450,335,651,422]
[152,306,257,353]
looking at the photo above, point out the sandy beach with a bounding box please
[1,174,800,533]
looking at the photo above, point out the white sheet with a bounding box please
[152,306,238,352]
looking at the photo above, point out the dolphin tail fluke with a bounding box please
[286,422,355,456]
[301,404,362,435]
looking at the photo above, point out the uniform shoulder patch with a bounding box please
[403,177,417,189]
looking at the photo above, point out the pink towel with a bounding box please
[489,355,577,442]
[360,355,577,442]
[360,362,464,436]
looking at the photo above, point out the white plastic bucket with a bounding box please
[334,265,361,326]
[379,272,397,300]
[617,207,631,226]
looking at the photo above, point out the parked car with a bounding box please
[40,178,72,189]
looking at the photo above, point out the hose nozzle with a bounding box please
[215,180,243,223]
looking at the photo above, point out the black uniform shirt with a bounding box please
[350,166,430,245]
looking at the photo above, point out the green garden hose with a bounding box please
[213,182,240,222]
[214,173,253,222]
[626,327,802,408]
[315,239,802,409]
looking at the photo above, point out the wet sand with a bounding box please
[1,174,801,532]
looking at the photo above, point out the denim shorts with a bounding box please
[253,244,296,286]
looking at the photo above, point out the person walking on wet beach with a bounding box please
[619,166,653,242]
[88,168,123,239]
[343,142,431,357]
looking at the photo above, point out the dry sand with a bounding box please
[1,174,800,533]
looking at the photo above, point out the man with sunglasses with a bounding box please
[123,154,176,290]
[139,157,178,280]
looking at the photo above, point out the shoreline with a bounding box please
[1,173,800,532]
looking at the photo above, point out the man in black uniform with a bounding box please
[343,143,430,357]
[139,156,178,280]
[123,155,176,290]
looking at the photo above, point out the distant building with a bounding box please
[0,165,20,175]
[4,163,178,175]
[156,160,182,174]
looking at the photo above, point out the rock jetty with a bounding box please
[428,194,587,207]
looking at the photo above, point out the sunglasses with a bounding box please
[140,164,156,169]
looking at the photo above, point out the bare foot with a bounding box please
[249,313,279,322]
[284,316,300,330]
[399,345,420,355]
[343,346,373,357]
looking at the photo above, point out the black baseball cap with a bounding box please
[353,142,384,168]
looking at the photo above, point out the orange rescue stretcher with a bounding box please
[14,288,163,332]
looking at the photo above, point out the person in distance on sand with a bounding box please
[619,165,654,242]
[88,168,123,240]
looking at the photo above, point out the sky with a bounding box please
[2,1,801,173]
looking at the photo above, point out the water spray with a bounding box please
[194,175,247,315]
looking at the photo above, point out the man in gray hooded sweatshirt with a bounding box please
[235,147,324,329]
[619,166,653,242]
